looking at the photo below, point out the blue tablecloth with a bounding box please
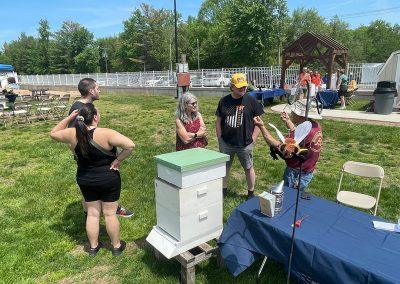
[317,90,339,108]
[249,89,286,105]
[218,187,400,283]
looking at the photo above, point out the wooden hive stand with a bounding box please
[154,239,224,284]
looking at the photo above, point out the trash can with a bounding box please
[373,81,398,115]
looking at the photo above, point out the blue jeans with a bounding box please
[283,167,313,191]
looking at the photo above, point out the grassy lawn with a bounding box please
[1,93,399,283]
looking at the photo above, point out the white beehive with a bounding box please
[155,178,223,242]
[147,148,229,259]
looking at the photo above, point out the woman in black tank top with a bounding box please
[50,103,135,256]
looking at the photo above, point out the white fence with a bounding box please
[19,63,383,90]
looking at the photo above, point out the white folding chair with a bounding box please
[12,102,31,124]
[336,161,384,216]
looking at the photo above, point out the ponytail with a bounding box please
[74,103,97,158]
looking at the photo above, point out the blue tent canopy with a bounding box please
[0,64,14,71]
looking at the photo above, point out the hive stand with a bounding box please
[153,239,224,284]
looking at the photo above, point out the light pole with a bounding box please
[197,38,200,70]
[102,48,108,73]
[174,0,179,98]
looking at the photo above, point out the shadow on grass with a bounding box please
[50,200,107,249]
[137,237,181,280]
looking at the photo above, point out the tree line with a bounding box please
[1,0,399,75]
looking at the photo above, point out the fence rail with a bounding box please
[19,63,383,90]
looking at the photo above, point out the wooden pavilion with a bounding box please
[280,32,348,89]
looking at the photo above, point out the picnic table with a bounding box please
[248,89,287,106]
[316,89,339,108]
[30,89,49,100]
[218,186,400,283]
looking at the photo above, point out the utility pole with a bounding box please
[197,38,200,70]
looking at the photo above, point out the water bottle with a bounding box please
[270,181,284,214]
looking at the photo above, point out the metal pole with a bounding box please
[197,38,200,70]
[174,0,179,99]
[286,82,312,283]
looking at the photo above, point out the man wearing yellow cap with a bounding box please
[216,73,264,199]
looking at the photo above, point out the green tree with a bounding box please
[119,4,174,71]
[2,33,40,74]
[285,8,329,45]
[96,37,120,72]
[37,19,51,74]
[74,46,100,73]
[50,21,94,73]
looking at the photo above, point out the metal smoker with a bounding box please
[270,181,284,214]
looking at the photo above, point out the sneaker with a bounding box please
[339,105,346,110]
[88,242,102,256]
[111,240,126,256]
[246,191,255,200]
[116,205,134,218]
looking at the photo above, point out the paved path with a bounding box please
[271,104,400,126]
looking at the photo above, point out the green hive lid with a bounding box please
[155,148,229,172]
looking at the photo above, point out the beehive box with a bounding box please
[154,148,229,188]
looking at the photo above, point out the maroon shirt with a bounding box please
[176,118,208,151]
[285,120,322,173]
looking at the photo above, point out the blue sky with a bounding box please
[1,0,399,44]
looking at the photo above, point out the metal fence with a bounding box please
[19,63,383,90]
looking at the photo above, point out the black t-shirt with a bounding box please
[216,93,264,147]
[68,101,85,128]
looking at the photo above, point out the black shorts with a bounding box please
[78,178,121,202]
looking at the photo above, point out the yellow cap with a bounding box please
[231,73,248,88]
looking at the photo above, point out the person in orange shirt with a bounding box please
[299,67,311,99]
[311,70,322,91]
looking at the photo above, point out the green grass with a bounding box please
[1,94,399,283]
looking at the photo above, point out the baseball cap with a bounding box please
[231,73,248,88]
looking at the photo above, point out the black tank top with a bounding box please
[74,129,119,185]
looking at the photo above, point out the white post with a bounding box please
[139,72,142,87]
[201,69,204,87]
[116,73,119,86]
[220,68,223,87]
[106,72,108,86]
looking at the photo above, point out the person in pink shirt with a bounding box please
[253,99,323,193]
[299,67,311,99]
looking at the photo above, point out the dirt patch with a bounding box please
[230,170,244,181]
[58,265,118,284]
[69,244,85,256]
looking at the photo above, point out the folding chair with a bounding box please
[53,97,70,119]
[345,80,358,106]
[12,102,31,124]
[0,104,13,127]
[336,161,384,216]
[36,99,52,120]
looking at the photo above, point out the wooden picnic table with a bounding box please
[30,89,49,100]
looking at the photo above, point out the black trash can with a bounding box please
[373,81,398,115]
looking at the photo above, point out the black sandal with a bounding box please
[88,242,102,256]
[111,240,126,256]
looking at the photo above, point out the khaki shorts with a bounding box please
[218,137,254,170]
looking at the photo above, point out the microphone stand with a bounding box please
[286,82,311,284]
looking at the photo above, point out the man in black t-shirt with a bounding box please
[68,78,133,218]
[216,73,264,199]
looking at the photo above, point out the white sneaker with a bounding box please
[339,105,346,110]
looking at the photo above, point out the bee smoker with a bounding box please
[270,181,284,214]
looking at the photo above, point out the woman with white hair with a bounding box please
[175,93,208,151]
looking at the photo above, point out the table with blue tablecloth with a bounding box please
[218,187,400,283]
[248,89,287,106]
[316,89,339,108]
